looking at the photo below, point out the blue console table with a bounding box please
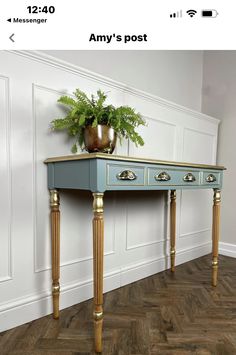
[45,153,225,353]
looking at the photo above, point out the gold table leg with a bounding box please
[170,190,176,272]
[50,189,60,319]
[212,188,221,287]
[92,193,104,353]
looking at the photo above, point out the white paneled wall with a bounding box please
[0,50,220,332]
[0,75,12,283]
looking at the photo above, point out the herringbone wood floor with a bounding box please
[1,255,236,355]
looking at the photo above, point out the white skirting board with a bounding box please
[219,242,236,258]
[0,242,211,333]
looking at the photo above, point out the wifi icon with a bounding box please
[187,9,197,17]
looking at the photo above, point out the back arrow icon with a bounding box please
[9,34,15,42]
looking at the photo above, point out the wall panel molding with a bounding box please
[183,127,217,164]
[0,75,12,283]
[128,115,177,160]
[124,191,169,251]
[9,51,220,125]
[180,228,211,239]
[126,238,168,251]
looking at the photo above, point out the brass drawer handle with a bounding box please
[155,171,171,181]
[183,173,196,182]
[206,173,217,183]
[117,170,137,181]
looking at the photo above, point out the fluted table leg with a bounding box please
[170,190,177,272]
[50,189,60,319]
[92,193,104,353]
[212,188,221,287]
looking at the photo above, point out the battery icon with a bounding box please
[202,10,219,17]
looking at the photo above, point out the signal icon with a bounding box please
[170,10,182,18]
[187,9,197,17]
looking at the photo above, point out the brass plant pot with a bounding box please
[84,125,117,154]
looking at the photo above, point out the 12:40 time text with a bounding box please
[27,6,55,14]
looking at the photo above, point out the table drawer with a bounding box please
[202,171,221,185]
[107,164,145,186]
[148,168,200,186]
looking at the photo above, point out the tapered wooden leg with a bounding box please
[212,189,221,287]
[50,189,60,319]
[92,193,104,353]
[170,190,177,272]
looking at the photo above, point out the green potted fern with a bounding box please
[50,89,146,154]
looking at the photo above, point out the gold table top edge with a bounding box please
[44,153,226,170]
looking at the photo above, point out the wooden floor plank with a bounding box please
[1,254,236,354]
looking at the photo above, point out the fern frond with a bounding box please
[74,89,92,107]
[51,118,71,130]
[58,96,77,108]
[92,118,98,128]
[79,114,86,126]
[71,143,78,154]
[96,89,107,108]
